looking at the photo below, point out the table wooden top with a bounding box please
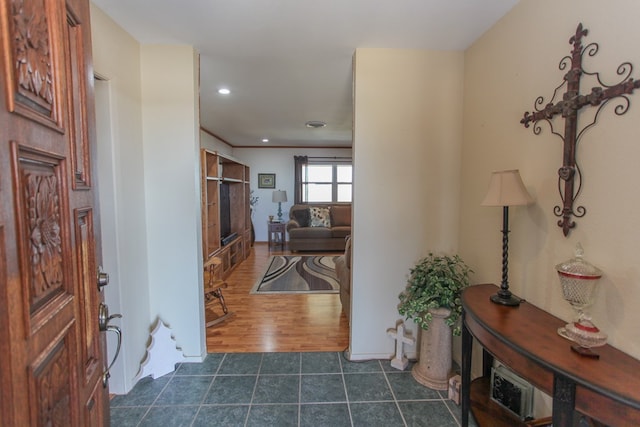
[462,284,640,412]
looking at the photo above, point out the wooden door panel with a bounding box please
[62,0,106,411]
[1,0,107,425]
[84,379,105,427]
[65,5,91,189]
[11,141,80,426]
[28,323,77,427]
[0,226,10,424]
[12,144,71,320]
[74,207,101,383]
[2,0,64,130]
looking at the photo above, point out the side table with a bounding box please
[268,221,286,249]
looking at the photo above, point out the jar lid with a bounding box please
[555,243,602,280]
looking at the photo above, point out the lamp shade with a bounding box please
[481,170,533,207]
[272,190,288,203]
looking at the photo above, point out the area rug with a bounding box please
[251,255,339,294]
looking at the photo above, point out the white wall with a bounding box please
[90,4,150,394]
[233,147,352,241]
[461,0,640,362]
[351,49,465,360]
[141,45,205,360]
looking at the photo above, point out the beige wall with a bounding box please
[351,49,464,359]
[92,6,206,393]
[461,0,640,365]
[90,4,150,394]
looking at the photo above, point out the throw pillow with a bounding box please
[330,205,351,226]
[309,207,331,227]
[291,207,310,227]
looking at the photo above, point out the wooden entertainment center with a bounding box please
[201,149,251,277]
[461,284,640,427]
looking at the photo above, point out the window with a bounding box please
[300,162,352,203]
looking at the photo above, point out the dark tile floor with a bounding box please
[110,352,477,427]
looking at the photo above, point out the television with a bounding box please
[219,182,232,244]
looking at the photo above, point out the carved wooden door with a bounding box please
[0,0,109,425]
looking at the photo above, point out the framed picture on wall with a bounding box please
[258,173,276,189]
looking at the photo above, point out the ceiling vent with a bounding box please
[305,120,327,128]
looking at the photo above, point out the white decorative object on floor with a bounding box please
[387,321,415,370]
[135,319,186,380]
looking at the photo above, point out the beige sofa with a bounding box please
[286,204,351,251]
[334,235,351,319]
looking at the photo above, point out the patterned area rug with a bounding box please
[251,255,339,294]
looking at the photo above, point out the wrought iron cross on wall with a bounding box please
[521,23,640,236]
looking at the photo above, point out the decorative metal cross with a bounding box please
[521,23,640,236]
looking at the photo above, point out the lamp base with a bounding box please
[277,202,283,221]
[490,293,521,306]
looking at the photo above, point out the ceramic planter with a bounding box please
[411,307,452,390]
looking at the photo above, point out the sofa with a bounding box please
[286,204,351,251]
[334,235,351,319]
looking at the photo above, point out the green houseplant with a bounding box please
[398,252,472,335]
[398,252,473,389]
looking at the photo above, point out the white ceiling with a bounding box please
[92,0,519,148]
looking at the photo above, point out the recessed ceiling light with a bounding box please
[305,120,326,128]
[261,138,269,143]
[217,88,230,95]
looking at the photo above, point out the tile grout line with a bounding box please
[243,352,264,427]
[135,368,177,427]
[190,353,226,427]
[380,360,409,427]
[338,351,355,426]
[441,389,463,427]
[298,352,302,427]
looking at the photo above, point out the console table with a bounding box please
[461,284,640,427]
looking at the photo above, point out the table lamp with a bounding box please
[272,190,287,221]
[481,170,533,306]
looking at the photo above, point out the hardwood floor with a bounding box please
[205,242,350,353]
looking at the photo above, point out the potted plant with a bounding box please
[398,252,472,390]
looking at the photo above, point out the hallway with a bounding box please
[110,244,473,426]
[205,243,349,353]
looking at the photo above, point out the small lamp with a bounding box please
[272,190,287,222]
[481,170,533,306]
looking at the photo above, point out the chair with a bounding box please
[203,257,234,327]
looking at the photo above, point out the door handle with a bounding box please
[97,266,109,290]
[102,324,121,387]
[99,302,121,331]
[99,303,122,387]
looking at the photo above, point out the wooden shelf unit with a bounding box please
[243,165,251,257]
[201,149,251,278]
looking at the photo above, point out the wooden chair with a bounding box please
[203,257,234,327]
